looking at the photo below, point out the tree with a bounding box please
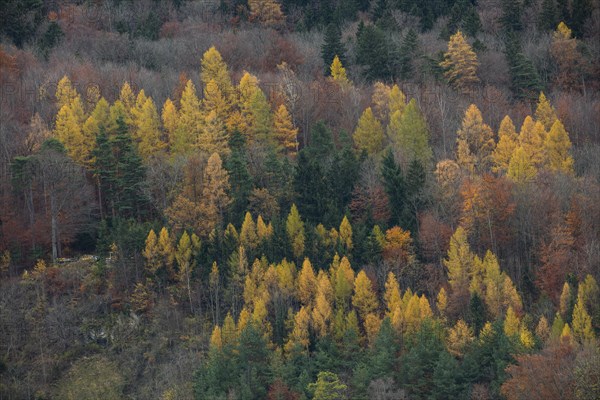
[322,24,346,75]
[440,31,479,93]
[298,258,317,306]
[356,24,394,81]
[505,35,543,100]
[444,227,474,314]
[456,104,495,174]
[161,98,178,145]
[313,272,334,338]
[201,46,234,100]
[380,150,405,226]
[352,271,378,321]
[329,55,349,84]
[501,0,523,31]
[308,371,347,400]
[334,256,355,310]
[571,298,594,342]
[54,101,92,166]
[274,104,298,156]
[492,116,518,174]
[338,216,353,254]
[387,99,432,167]
[535,93,558,131]
[173,80,202,157]
[286,204,305,259]
[133,97,165,159]
[176,231,201,312]
[518,118,546,168]
[544,120,574,174]
[198,110,230,157]
[199,153,231,236]
[353,107,384,155]
[248,0,286,28]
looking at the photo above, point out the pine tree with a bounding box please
[456,104,495,173]
[356,24,394,81]
[501,0,523,31]
[286,204,305,259]
[354,107,383,155]
[440,31,479,93]
[381,149,405,226]
[387,99,432,167]
[538,0,558,31]
[492,115,518,173]
[505,34,543,100]
[544,119,574,174]
[273,104,298,156]
[322,23,347,75]
[398,29,419,80]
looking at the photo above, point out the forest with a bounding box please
[0,0,599,399]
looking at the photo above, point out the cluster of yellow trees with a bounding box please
[450,92,573,181]
[52,46,299,166]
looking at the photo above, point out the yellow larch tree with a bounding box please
[443,226,475,303]
[353,107,384,155]
[240,212,259,250]
[286,204,305,259]
[119,82,136,118]
[203,78,232,125]
[157,227,176,279]
[200,46,234,101]
[82,97,110,146]
[334,256,355,310]
[161,98,178,146]
[507,146,537,183]
[571,298,594,342]
[173,80,202,157]
[447,319,474,357]
[143,229,160,274]
[55,75,79,110]
[519,118,546,168]
[492,115,518,174]
[534,92,558,131]
[298,258,318,306]
[199,153,231,236]
[330,55,349,85]
[273,104,298,157]
[456,104,495,173]
[388,84,406,115]
[286,306,311,352]
[54,98,92,165]
[384,272,401,316]
[339,216,353,253]
[440,31,480,93]
[210,326,223,350]
[256,215,273,242]
[312,271,333,338]
[437,287,448,317]
[134,97,166,159]
[371,82,392,122]
[352,270,378,321]
[248,0,285,28]
[175,231,201,312]
[503,306,520,337]
[544,119,574,174]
